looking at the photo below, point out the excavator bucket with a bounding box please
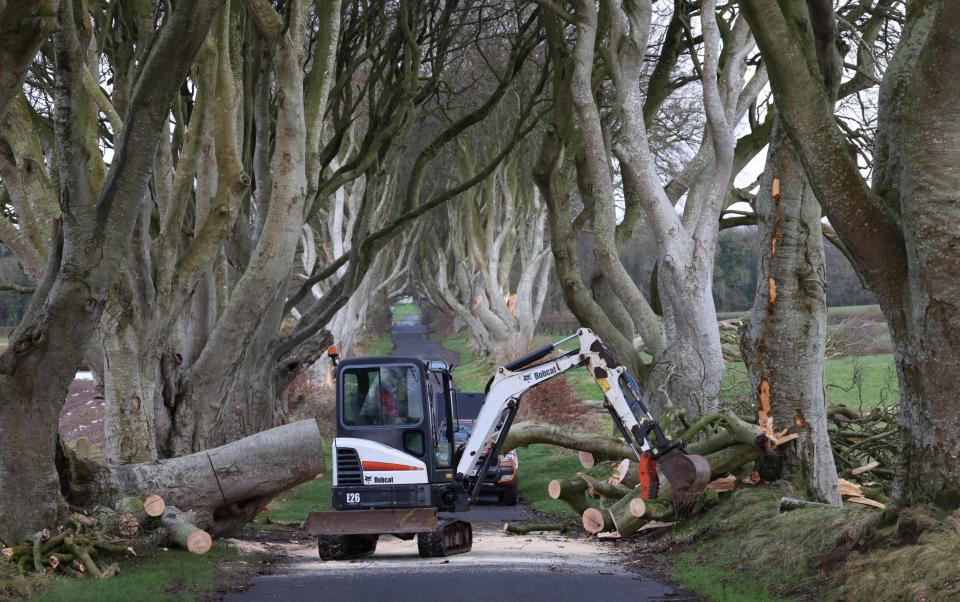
[657,450,712,516]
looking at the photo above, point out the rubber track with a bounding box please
[418,520,472,558]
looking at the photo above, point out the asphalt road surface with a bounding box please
[231,505,683,602]
[229,319,686,602]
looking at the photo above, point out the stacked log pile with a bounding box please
[0,494,211,578]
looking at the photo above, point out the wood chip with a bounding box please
[609,458,631,486]
[839,478,863,498]
[773,433,800,448]
[638,521,676,532]
[851,461,880,476]
[845,496,886,509]
[596,531,621,540]
[707,475,737,492]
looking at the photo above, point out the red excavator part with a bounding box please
[637,452,659,500]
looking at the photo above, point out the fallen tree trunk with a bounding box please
[61,419,326,536]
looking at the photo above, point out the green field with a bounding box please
[722,354,898,409]
[392,303,421,320]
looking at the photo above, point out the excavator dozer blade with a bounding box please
[658,450,712,517]
[306,508,438,536]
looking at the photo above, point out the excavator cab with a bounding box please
[330,356,466,512]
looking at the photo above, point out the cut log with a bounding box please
[547,478,594,516]
[628,498,646,518]
[93,506,139,537]
[144,493,166,517]
[502,522,571,535]
[161,506,212,554]
[117,513,140,537]
[597,445,758,537]
[578,451,595,470]
[582,508,612,534]
[62,419,327,537]
[609,458,638,488]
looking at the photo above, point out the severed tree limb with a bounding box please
[63,537,102,578]
[680,413,725,441]
[503,522,571,535]
[576,472,632,499]
[502,421,633,461]
[0,282,34,294]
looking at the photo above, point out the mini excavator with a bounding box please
[307,329,711,559]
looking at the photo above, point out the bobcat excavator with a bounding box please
[306,329,711,559]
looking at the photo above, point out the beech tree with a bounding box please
[425,151,551,360]
[738,3,896,506]
[740,0,960,507]
[0,0,224,544]
[533,0,767,419]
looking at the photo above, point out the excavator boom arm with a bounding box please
[454,330,709,510]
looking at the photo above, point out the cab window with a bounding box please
[341,365,423,426]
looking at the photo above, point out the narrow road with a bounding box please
[231,317,688,601]
[389,313,459,366]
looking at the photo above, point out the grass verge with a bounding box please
[363,334,394,356]
[442,332,494,392]
[0,542,256,602]
[664,484,876,601]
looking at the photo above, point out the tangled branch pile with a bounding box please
[502,412,785,537]
[0,494,209,579]
[503,403,896,537]
[828,401,899,505]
